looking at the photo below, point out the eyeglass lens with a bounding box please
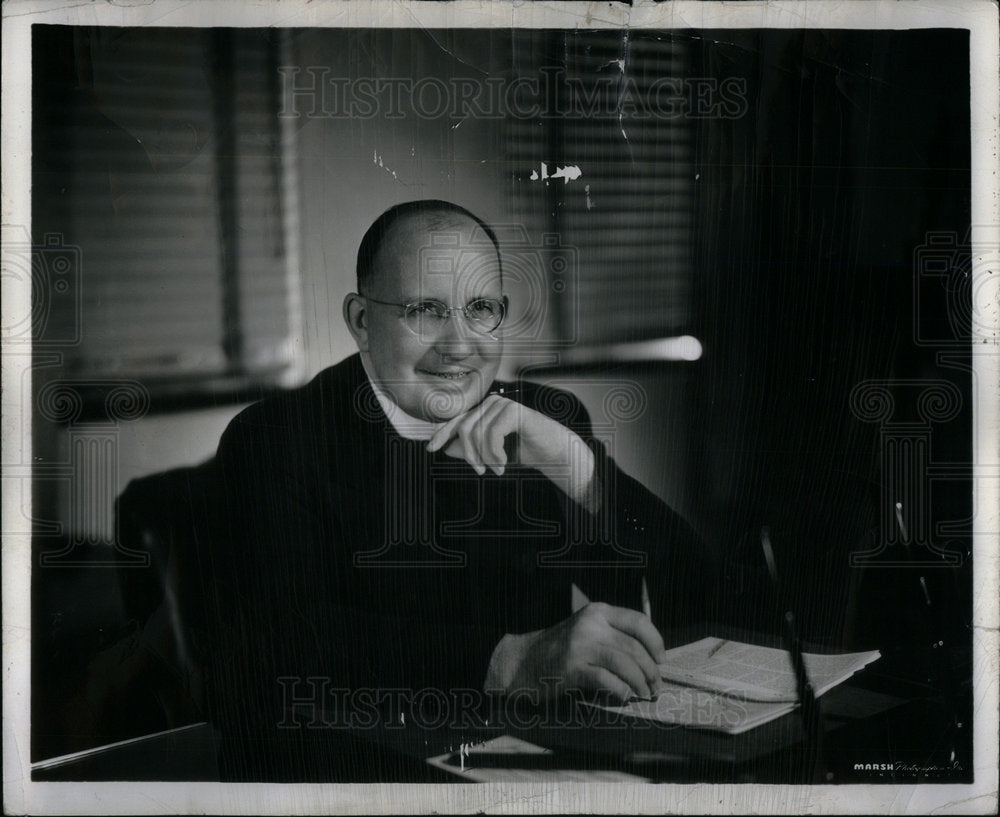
[404,299,504,336]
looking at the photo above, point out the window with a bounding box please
[32,26,301,407]
[505,30,695,353]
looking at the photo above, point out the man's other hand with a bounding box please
[494,602,668,703]
[426,395,598,509]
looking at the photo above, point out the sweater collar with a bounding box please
[360,355,443,441]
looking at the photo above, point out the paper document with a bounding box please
[657,637,881,702]
[585,637,881,735]
[591,680,799,735]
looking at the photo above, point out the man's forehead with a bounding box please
[385,212,483,254]
[373,213,501,295]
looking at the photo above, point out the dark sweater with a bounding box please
[206,352,710,780]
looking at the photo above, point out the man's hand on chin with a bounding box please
[425,395,599,511]
[484,602,669,704]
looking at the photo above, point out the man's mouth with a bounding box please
[419,369,472,380]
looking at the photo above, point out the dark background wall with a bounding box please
[686,30,971,652]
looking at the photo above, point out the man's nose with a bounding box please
[432,312,476,358]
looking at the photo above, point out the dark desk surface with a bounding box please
[347,681,909,784]
[31,722,220,782]
[32,677,968,784]
[31,621,972,785]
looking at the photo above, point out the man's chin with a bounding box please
[423,393,480,422]
[418,378,487,421]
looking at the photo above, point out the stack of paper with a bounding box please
[657,637,881,702]
[591,637,881,735]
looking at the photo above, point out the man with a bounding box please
[207,200,710,780]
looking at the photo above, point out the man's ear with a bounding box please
[343,293,369,351]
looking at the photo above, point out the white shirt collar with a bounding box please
[361,357,442,441]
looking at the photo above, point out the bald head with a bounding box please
[356,200,501,295]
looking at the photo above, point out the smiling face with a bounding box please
[348,213,504,422]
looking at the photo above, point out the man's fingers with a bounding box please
[427,412,464,453]
[487,423,508,475]
[609,630,664,691]
[585,665,642,705]
[441,438,465,462]
[456,400,503,474]
[481,401,514,473]
[431,397,514,476]
[590,646,652,699]
[601,604,667,664]
[426,396,499,453]
[456,413,486,475]
[460,399,507,470]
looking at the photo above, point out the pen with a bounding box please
[626,577,659,703]
[760,527,820,739]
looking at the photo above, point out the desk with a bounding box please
[29,682,908,783]
[31,722,220,782]
[31,662,968,784]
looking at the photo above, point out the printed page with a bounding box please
[584,681,798,735]
[658,638,881,702]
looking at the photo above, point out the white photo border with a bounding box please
[3,1,997,814]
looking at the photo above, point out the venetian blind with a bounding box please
[507,30,693,348]
[32,26,298,396]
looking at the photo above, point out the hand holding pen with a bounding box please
[627,578,667,703]
[504,600,668,704]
